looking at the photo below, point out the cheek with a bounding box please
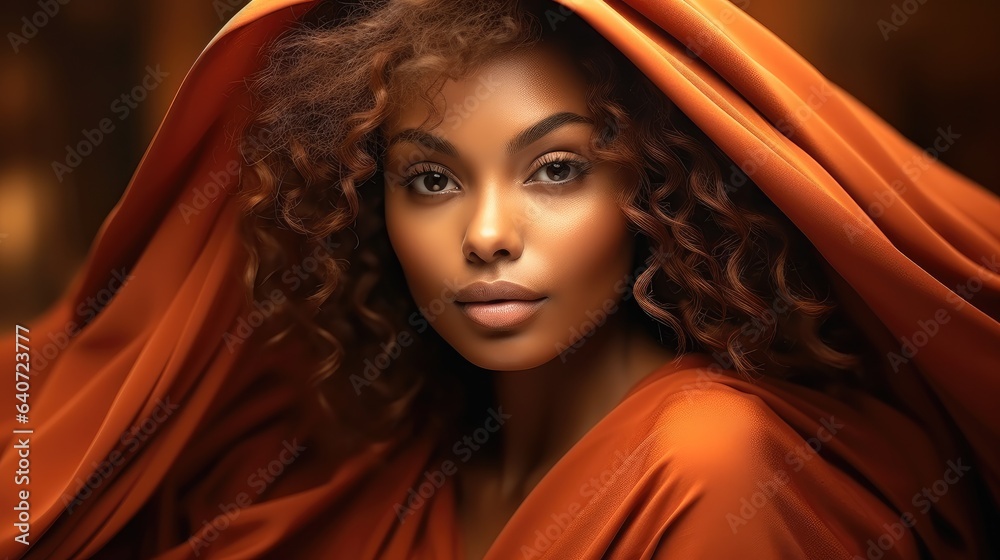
[546,200,632,291]
[385,205,453,301]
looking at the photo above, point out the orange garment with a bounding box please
[2,0,999,558]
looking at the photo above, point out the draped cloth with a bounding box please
[2,0,998,558]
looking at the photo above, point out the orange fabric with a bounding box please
[3,0,999,558]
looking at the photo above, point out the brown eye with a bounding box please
[528,159,586,184]
[542,162,572,182]
[403,165,459,195]
[422,172,451,192]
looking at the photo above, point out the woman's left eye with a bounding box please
[527,158,591,184]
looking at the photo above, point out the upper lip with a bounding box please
[455,280,545,303]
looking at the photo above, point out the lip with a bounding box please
[454,280,545,303]
[458,298,548,330]
[454,280,547,330]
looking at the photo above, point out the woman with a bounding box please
[2,0,998,558]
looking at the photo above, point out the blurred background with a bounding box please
[1,0,998,325]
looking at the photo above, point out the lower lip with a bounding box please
[458,298,547,330]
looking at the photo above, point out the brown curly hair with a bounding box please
[233,0,875,446]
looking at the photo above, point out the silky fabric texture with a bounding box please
[2,0,998,558]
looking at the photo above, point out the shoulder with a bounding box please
[635,381,864,558]
[611,368,885,558]
[624,371,800,483]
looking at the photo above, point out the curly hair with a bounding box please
[233,0,876,446]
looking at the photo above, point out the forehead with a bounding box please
[383,41,592,134]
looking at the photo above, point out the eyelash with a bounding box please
[400,153,593,195]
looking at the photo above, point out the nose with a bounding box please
[462,185,524,264]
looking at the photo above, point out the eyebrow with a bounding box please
[386,111,593,158]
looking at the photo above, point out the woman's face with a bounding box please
[383,42,636,371]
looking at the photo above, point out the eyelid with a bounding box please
[402,162,461,195]
[530,151,588,168]
[525,151,593,184]
[406,161,451,178]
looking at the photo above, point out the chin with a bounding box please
[447,334,562,372]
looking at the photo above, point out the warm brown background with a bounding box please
[1,0,998,325]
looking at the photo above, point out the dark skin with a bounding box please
[383,43,676,559]
[453,316,675,559]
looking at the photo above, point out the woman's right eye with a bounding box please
[403,166,460,195]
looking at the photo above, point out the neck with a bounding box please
[467,309,675,500]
